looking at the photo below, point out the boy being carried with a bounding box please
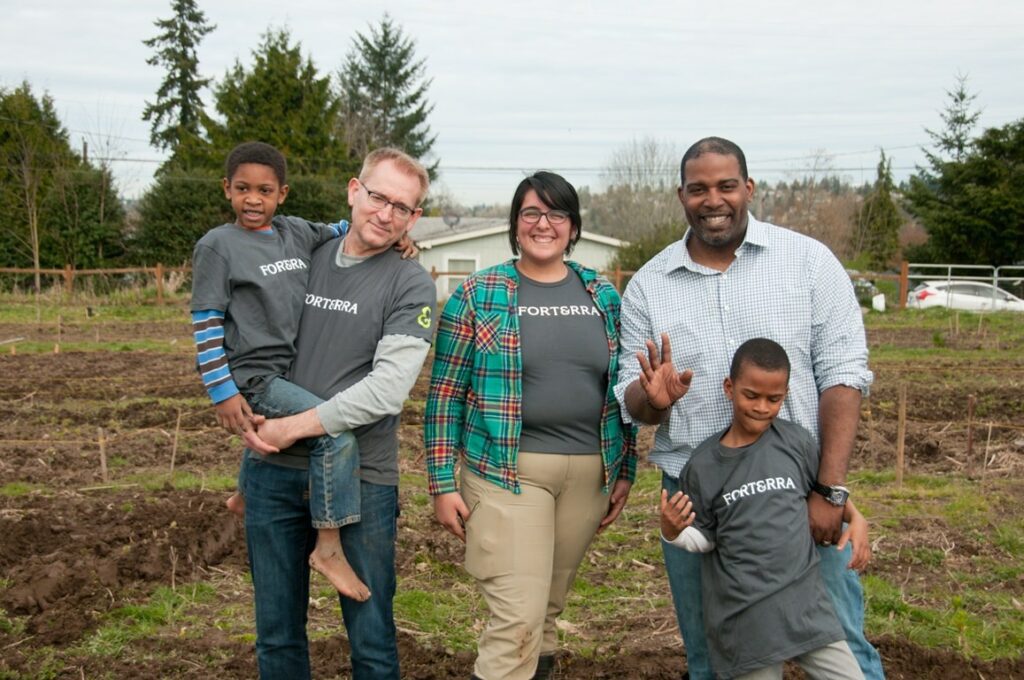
[660,338,871,680]
[192,141,411,601]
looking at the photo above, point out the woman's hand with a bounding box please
[597,479,633,533]
[433,492,471,542]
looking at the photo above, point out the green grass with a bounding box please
[855,474,1024,661]
[394,588,483,651]
[7,340,190,354]
[78,584,216,657]
[0,292,190,323]
[0,482,43,497]
[107,470,235,493]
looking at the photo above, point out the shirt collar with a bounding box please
[668,212,769,273]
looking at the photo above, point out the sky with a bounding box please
[2,0,1023,207]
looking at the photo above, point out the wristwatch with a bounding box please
[812,482,849,507]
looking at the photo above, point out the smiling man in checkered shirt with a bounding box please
[614,137,885,680]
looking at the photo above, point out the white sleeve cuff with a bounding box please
[662,526,715,553]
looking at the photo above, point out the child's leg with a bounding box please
[248,377,368,600]
[305,427,367,600]
[308,527,371,601]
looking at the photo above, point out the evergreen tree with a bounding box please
[925,74,981,163]
[853,151,902,270]
[905,119,1024,267]
[609,221,686,274]
[142,0,215,163]
[0,83,126,280]
[134,29,355,266]
[208,29,352,176]
[338,14,437,174]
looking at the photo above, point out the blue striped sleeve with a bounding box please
[191,310,239,404]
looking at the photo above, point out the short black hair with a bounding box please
[225,141,287,185]
[730,338,790,382]
[508,171,583,256]
[680,137,748,184]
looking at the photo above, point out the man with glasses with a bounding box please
[241,148,437,679]
[614,137,884,679]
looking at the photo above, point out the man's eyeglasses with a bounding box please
[518,207,571,226]
[358,180,417,222]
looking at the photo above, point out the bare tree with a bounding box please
[589,137,684,240]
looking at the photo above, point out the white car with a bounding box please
[907,280,1024,312]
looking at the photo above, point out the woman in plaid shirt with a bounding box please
[425,171,638,680]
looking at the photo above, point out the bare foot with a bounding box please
[309,547,371,601]
[225,492,245,517]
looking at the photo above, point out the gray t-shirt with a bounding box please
[190,215,337,392]
[277,241,436,485]
[680,418,845,679]
[517,271,608,454]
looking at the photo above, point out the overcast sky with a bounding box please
[2,0,1022,207]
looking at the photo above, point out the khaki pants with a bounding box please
[734,640,865,680]
[461,452,608,680]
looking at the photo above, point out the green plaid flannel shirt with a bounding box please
[425,259,638,495]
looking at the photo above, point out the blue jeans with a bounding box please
[660,473,885,680]
[242,454,400,679]
[246,376,360,528]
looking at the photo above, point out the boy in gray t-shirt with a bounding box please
[660,338,871,680]
[191,142,412,601]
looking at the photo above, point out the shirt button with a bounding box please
[724,305,730,311]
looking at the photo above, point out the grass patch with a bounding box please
[79,584,216,657]
[394,588,483,651]
[115,470,235,493]
[0,482,43,497]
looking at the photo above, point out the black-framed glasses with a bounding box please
[358,180,418,222]
[518,207,571,226]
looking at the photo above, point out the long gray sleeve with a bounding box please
[315,334,430,436]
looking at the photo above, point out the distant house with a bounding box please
[411,216,626,300]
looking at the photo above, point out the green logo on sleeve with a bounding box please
[417,306,432,329]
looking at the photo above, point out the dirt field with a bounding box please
[1,317,1022,679]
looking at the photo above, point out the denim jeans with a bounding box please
[243,454,400,679]
[661,472,885,680]
[661,473,713,680]
[246,376,360,528]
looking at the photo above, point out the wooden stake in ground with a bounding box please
[966,394,976,463]
[97,427,109,483]
[981,422,994,490]
[169,409,182,477]
[896,383,907,488]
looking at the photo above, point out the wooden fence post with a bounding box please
[155,263,165,306]
[63,264,74,296]
[898,261,909,310]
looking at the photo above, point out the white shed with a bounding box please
[411,216,626,300]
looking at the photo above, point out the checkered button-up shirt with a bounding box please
[614,215,873,479]
[426,260,638,495]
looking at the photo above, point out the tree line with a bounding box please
[609,77,1023,273]
[2,0,1022,284]
[1,0,435,279]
